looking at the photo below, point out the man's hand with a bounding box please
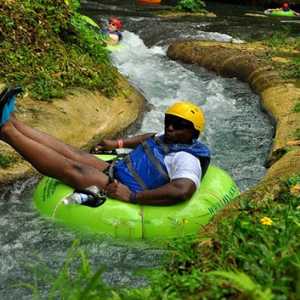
[91,139,117,153]
[105,180,131,202]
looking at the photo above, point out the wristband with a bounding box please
[129,191,138,204]
[117,139,124,148]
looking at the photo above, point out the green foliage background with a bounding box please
[175,0,206,13]
[0,0,117,100]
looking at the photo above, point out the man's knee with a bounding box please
[65,162,91,188]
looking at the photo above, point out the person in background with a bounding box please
[280,2,300,14]
[101,17,123,46]
[282,2,290,11]
[265,1,300,16]
[0,86,210,205]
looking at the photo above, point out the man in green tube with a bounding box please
[0,86,210,205]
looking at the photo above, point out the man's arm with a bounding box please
[92,133,155,152]
[105,178,197,206]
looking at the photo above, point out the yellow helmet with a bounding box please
[165,101,205,132]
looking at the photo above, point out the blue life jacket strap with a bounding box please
[153,136,170,154]
[123,156,147,190]
[142,141,169,181]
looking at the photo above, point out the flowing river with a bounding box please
[0,9,275,299]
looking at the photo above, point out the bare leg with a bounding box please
[10,116,109,171]
[1,120,109,190]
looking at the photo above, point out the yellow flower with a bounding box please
[290,184,300,197]
[260,217,273,226]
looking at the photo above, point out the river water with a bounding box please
[0,4,277,298]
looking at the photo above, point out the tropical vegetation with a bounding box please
[0,0,117,100]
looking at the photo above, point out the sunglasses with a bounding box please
[164,115,194,130]
[109,21,118,26]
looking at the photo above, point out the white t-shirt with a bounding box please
[164,151,202,188]
[156,133,202,188]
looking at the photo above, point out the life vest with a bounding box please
[113,136,211,192]
[100,29,123,41]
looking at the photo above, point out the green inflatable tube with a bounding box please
[264,9,297,17]
[33,155,240,240]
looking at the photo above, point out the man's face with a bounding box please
[164,114,195,144]
[108,20,118,32]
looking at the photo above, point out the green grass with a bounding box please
[22,240,113,300]
[264,27,292,49]
[0,153,17,168]
[0,0,117,100]
[263,28,300,80]
[283,57,300,79]
[175,0,206,13]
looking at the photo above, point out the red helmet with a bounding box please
[282,2,289,9]
[109,17,123,30]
